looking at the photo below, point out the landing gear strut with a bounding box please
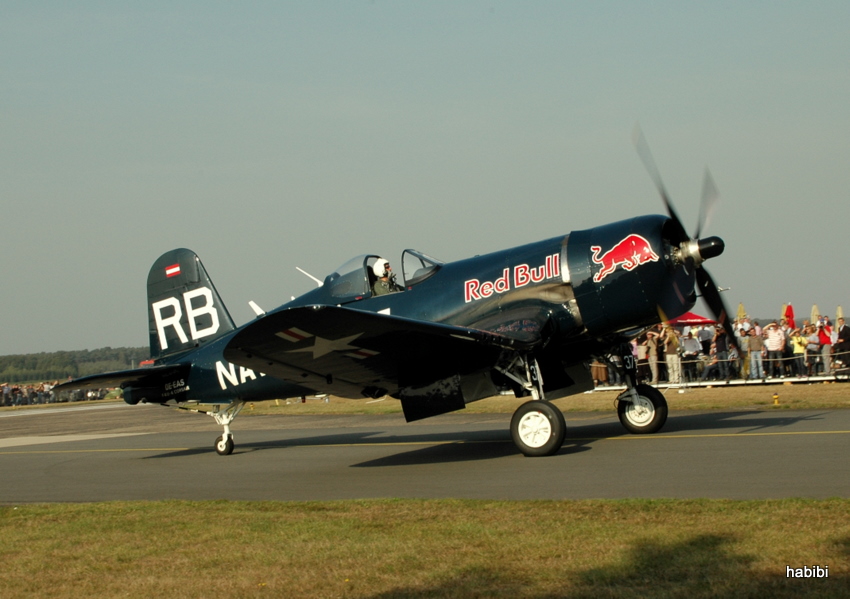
[614,343,667,434]
[208,401,245,455]
[499,354,567,457]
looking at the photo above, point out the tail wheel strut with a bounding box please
[208,400,245,456]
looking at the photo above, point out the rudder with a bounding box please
[147,248,236,359]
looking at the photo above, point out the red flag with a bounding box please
[165,264,181,278]
[784,304,796,330]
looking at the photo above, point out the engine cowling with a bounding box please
[567,215,696,337]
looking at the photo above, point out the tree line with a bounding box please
[0,347,149,383]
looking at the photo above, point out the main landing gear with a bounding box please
[505,345,670,457]
[499,354,567,457]
[614,343,668,434]
[510,399,566,457]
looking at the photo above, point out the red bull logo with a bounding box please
[590,234,659,283]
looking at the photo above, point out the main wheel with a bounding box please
[215,435,234,456]
[510,400,566,457]
[617,384,668,434]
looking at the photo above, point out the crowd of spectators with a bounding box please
[0,382,108,406]
[595,313,849,386]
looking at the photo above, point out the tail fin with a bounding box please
[147,248,237,360]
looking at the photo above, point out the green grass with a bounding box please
[1,499,848,598]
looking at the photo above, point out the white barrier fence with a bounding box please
[592,348,849,387]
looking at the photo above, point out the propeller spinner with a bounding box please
[633,128,735,346]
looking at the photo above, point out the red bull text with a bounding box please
[464,254,560,303]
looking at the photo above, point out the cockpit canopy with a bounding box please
[401,249,442,287]
[320,250,443,303]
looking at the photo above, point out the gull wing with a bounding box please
[223,305,529,398]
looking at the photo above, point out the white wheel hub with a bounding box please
[517,410,552,448]
[624,395,655,426]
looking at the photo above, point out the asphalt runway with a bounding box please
[1,402,849,503]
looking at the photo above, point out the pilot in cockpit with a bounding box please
[372,258,404,296]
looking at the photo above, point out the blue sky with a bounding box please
[2,1,848,354]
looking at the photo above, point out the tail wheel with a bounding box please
[618,384,668,434]
[510,400,566,457]
[215,435,234,456]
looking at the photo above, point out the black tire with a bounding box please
[510,400,566,457]
[215,435,234,456]
[617,384,668,434]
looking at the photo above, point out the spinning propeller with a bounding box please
[633,127,736,347]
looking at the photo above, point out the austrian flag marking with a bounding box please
[464,253,560,303]
[165,264,181,278]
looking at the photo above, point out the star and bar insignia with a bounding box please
[275,328,380,360]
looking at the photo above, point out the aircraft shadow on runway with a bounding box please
[350,439,526,467]
[662,410,830,434]
[140,428,518,461]
[563,410,829,439]
[139,410,830,463]
[137,426,593,464]
[353,410,835,468]
[139,430,401,459]
[349,432,600,468]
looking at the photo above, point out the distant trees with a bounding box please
[0,347,149,383]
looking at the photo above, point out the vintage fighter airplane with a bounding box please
[56,137,734,457]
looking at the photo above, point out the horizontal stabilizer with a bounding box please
[53,364,187,393]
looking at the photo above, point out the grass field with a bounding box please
[1,499,848,598]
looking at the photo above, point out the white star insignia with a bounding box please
[288,333,364,359]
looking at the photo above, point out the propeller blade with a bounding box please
[695,168,719,239]
[632,125,688,243]
[696,267,737,348]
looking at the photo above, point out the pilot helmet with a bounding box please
[373,258,390,278]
